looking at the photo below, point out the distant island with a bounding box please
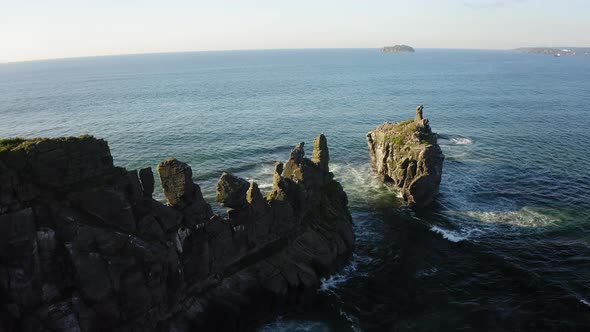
[515,47,590,57]
[381,45,415,53]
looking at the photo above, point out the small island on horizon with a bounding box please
[515,47,590,57]
[381,45,415,53]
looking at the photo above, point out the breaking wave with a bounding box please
[430,225,468,242]
[449,137,474,145]
[330,162,401,208]
[438,134,474,146]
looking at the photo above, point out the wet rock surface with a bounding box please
[367,106,444,208]
[0,134,353,331]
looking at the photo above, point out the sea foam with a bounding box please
[449,137,474,145]
[463,207,558,228]
[319,253,365,294]
[430,225,467,243]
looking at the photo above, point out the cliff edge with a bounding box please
[366,105,444,208]
[0,134,353,331]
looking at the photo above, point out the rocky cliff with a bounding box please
[0,134,353,331]
[366,106,444,208]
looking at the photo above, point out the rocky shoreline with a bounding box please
[515,47,590,57]
[0,134,354,331]
[367,106,444,208]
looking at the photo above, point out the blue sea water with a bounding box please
[1,49,590,331]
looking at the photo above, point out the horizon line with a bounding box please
[2,45,585,65]
[0,46,519,65]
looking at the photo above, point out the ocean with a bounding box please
[1,49,590,331]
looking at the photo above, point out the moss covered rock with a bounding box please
[367,105,444,208]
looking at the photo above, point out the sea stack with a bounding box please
[366,105,444,208]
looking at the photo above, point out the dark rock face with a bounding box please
[138,167,154,197]
[157,158,213,223]
[0,134,353,331]
[367,106,444,208]
[216,172,250,209]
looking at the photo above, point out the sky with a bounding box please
[1,0,589,63]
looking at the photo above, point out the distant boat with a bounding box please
[554,53,561,57]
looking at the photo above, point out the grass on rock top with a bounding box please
[0,138,27,152]
[0,137,42,153]
[386,119,432,148]
[0,135,94,153]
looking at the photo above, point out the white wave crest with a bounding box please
[245,163,276,191]
[430,225,467,243]
[330,162,400,208]
[449,137,474,145]
[319,255,361,294]
[462,207,558,228]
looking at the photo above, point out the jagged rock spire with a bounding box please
[414,104,429,129]
[415,105,424,122]
[157,158,196,208]
[246,181,264,205]
[283,142,305,182]
[311,134,329,172]
[139,167,154,197]
[289,142,305,164]
[157,158,213,222]
[273,161,284,187]
[216,172,250,209]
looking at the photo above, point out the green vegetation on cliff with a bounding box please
[0,135,94,153]
[379,120,435,149]
[0,137,28,152]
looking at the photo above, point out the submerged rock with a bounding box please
[367,105,444,208]
[0,134,353,331]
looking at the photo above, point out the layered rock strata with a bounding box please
[366,105,444,208]
[0,134,353,331]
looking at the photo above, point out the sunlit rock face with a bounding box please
[367,106,444,208]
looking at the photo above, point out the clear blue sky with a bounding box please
[1,0,589,62]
